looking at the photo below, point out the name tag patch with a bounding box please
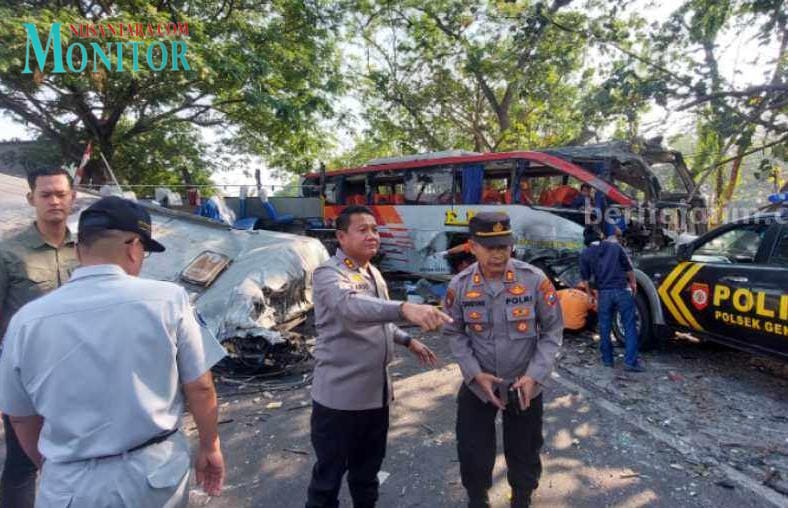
[462,301,486,308]
[506,295,533,305]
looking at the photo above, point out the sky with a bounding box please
[0,0,779,193]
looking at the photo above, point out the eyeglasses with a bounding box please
[124,236,151,258]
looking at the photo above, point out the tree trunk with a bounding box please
[180,166,194,186]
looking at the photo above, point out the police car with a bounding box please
[627,196,788,360]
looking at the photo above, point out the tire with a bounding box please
[612,291,658,351]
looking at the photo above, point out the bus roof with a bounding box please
[306,150,636,206]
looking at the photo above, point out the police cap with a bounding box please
[469,211,514,248]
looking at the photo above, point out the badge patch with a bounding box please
[351,273,365,283]
[512,307,529,318]
[468,311,482,321]
[445,288,456,308]
[690,282,709,311]
[544,290,557,307]
[343,258,356,270]
[471,323,484,332]
[465,290,482,299]
[539,278,556,293]
[472,273,482,285]
[508,284,526,296]
[516,321,529,332]
[505,270,515,282]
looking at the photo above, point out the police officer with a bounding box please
[0,196,227,506]
[306,205,452,508]
[579,225,643,371]
[0,167,78,507]
[444,212,563,508]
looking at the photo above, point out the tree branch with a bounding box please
[677,85,788,110]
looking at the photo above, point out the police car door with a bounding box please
[663,221,788,356]
[753,224,788,357]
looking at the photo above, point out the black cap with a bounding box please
[78,196,166,252]
[469,211,514,248]
[583,225,601,246]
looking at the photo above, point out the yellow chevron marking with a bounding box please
[670,262,705,331]
[658,262,690,327]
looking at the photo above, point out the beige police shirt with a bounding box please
[0,223,78,339]
[310,249,411,411]
[443,259,563,403]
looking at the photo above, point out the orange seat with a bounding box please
[482,188,503,204]
[346,194,366,205]
[373,193,390,204]
[391,194,405,204]
[552,186,580,206]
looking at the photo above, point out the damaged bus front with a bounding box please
[0,173,330,376]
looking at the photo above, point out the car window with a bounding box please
[770,228,788,267]
[692,224,770,263]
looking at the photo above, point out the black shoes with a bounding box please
[511,489,533,508]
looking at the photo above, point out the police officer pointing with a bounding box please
[0,197,227,506]
[306,205,451,508]
[444,212,563,508]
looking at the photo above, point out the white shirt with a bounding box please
[0,264,226,463]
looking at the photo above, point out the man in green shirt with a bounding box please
[0,167,78,507]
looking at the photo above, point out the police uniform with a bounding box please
[443,212,563,508]
[0,223,77,507]
[0,198,226,508]
[307,248,412,508]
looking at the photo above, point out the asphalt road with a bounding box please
[0,327,784,507]
[183,329,787,508]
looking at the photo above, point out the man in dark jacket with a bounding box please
[579,226,644,372]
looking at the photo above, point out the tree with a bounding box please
[0,0,345,183]
[335,0,650,167]
[570,0,786,221]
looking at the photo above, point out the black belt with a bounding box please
[94,429,178,460]
[128,429,178,453]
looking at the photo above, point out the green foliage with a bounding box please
[0,0,345,182]
[112,120,214,195]
[338,0,646,164]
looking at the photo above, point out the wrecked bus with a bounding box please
[0,173,329,375]
[293,140,707,350]
[299,139,706,277]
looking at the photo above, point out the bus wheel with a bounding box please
[612,292,658,351]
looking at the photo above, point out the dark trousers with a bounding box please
[0,413,37,508]
[456,385,543,507]
[306,401,389,508]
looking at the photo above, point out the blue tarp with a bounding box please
[197,199,223,221]
[261,201,295,225]
[461,164,484,204]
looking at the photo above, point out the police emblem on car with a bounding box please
[690,282,710,311]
